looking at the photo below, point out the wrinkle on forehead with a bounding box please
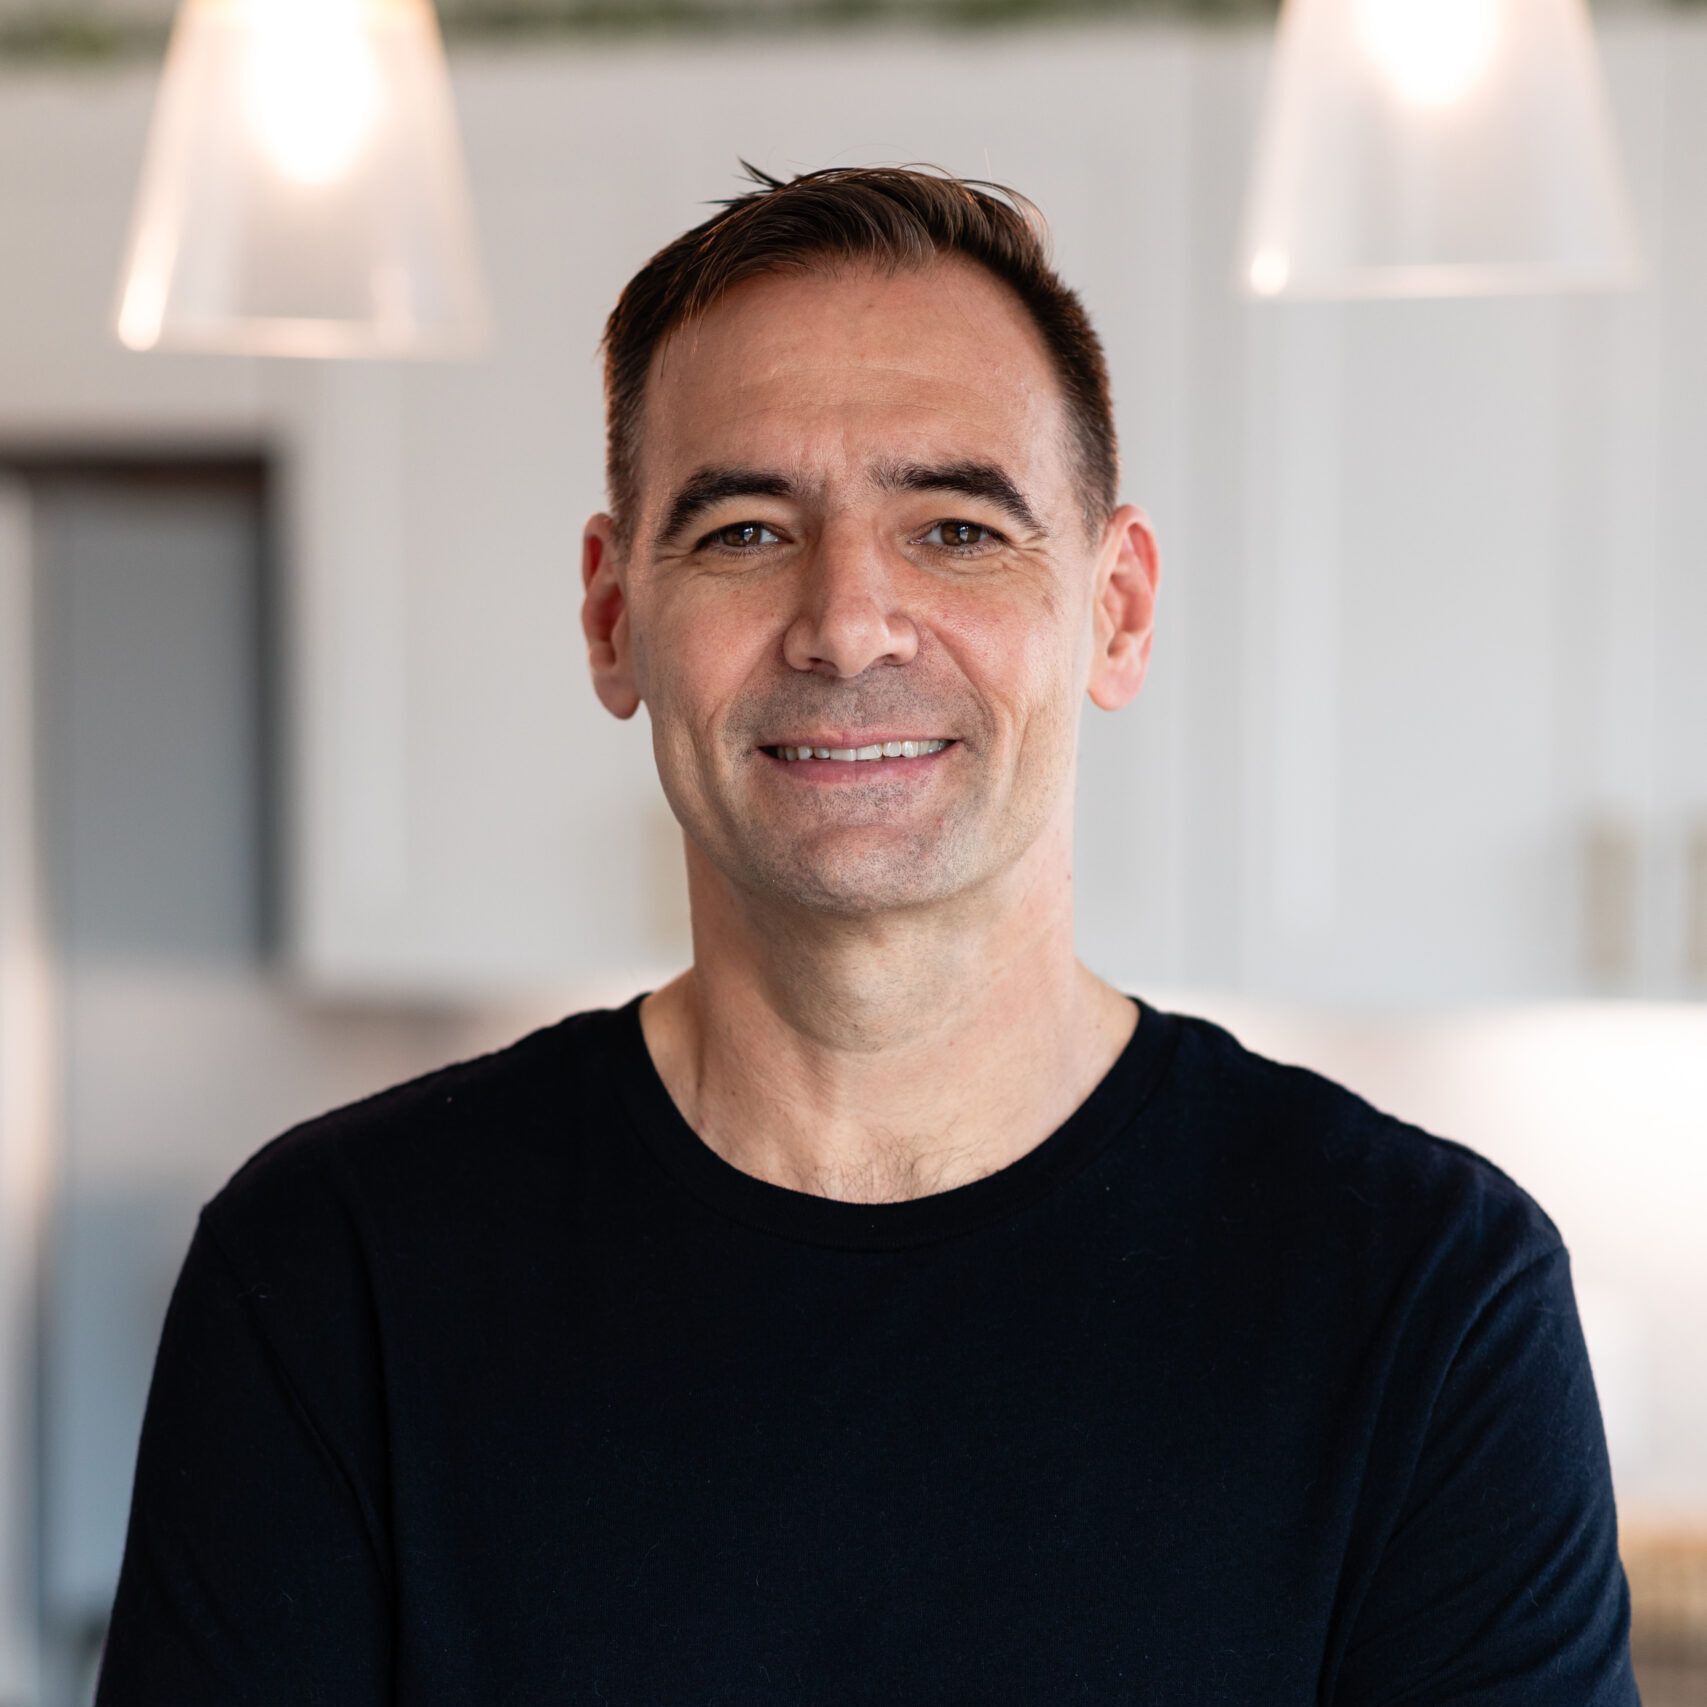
[687,387,1047,456]
[720,363,1048,417]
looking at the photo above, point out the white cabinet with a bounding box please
[1236,291,1581,1006]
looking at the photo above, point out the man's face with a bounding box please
[584,253,1150,921]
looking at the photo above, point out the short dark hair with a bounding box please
[596,160,1120,559]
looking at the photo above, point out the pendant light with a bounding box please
[1237,0,1643,299]
[114,0,492,357]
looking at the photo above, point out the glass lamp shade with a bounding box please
[1236,0,1643,300]
[114,0,492,357]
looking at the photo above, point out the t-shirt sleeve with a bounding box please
[91,1206,393,1704]
[1334,1241,1641,1705]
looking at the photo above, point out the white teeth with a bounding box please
[774,739,950,762]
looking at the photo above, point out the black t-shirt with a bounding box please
[93,990,1641,1704]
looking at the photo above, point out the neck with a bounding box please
[638,837,1139,1203]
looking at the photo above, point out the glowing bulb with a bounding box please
[1355,0,1501,108]
[242,0,381,185]
[1249,247,1291,296]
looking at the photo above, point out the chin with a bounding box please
[754,860,965,918]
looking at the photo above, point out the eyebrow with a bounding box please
[654,457,1049,548]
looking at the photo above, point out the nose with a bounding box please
[780,524,921,678]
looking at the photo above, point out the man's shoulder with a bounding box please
[1163,1004,1566,1286]
[198,1000,621,1258]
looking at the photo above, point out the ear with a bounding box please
[1086,504,1161,713]
[582,513,642,720]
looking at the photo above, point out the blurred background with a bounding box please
[1,0,1704,1701]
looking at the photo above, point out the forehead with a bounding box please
[639,255,1071,501]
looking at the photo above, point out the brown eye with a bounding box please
[700,521,780,553]
[926,520,1004,554]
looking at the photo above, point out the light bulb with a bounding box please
[242,0,381,186]
[1249,247,1291,297]
[1355,0,1502,108]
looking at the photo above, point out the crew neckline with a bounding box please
[599,988,1181,1251]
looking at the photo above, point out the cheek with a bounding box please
[649,598,767,741]
[946,599,1075,718]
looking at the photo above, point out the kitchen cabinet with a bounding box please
[1235,287,1579,1006]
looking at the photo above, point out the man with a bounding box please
[95,163,1640,1703]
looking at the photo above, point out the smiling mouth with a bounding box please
[759,739,959,764]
